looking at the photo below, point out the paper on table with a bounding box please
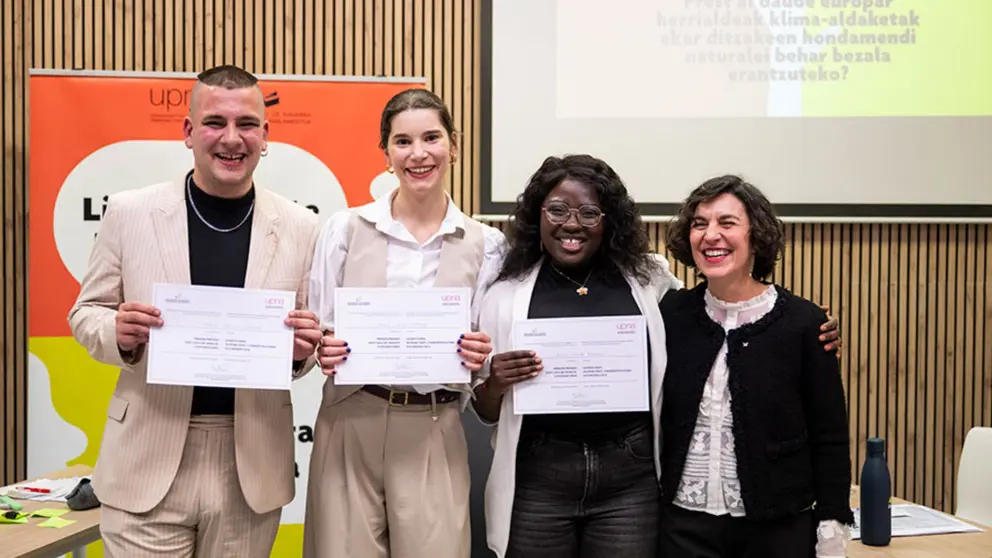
[0,477,87,502]
[38,517,76,529]
[851,504,984,539]
[30,508,70,518]
[147,283,296,390]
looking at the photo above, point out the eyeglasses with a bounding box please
[542,202,605,228]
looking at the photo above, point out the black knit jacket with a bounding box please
[659,283,855,525]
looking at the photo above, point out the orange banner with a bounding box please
[27,70,424,557]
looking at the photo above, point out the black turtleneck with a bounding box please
[521,259,652,442]
[185,172,254,416]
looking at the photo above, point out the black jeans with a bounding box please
[659,503,815,558]
[506,423,660,558]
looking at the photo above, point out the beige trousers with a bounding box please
[100,415,282,558]
[303,389,471,558]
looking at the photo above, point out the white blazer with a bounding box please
[475,255,683,558]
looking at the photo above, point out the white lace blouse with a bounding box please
[673,285,849,556]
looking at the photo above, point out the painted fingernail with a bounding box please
[460,334,465,339]
[457,348,462,352]
[346,347,351,353]
[342,356,348,361]
[457,339,462,344]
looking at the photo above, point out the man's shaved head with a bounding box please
[189,65,264,115]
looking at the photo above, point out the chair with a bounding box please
[956,426,992,526]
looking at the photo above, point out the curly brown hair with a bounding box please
[665,175,784,281]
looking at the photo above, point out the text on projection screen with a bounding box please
[489,0,992,209]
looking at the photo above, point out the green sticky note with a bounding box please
[0,512,28,524]
[30,508,69,519]
[38,517,76,529]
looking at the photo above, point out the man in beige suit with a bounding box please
[68,65,322,557]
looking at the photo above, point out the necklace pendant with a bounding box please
[576,286,589,296]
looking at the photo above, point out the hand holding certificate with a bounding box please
[485,350,544,393]
[331,287,480,385]
[510,315,649,415]
[146,283,296,390]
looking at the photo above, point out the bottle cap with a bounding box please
[867,437,886,456]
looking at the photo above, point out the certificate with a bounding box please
[511,315,649,415]
[147,283,295,390]
[333,287,472,385]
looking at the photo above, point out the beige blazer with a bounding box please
[67,177,320,515]
[475,255,682,558]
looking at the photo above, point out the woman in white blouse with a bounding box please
[302,88,504,558]
[658,175,854,558]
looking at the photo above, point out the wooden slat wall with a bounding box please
[2,0,990,519]
[2,0,30,489]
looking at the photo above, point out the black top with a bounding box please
[186,172,254,416]
[521,259,651,442]
[659,283,854,525]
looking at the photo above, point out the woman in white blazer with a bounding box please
[472,154,682,558]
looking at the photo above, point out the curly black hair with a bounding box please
[665,174,785,281]
[496,154,658,285]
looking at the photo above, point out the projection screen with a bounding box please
[479,0,992,221]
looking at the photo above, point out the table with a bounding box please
[848,488,992,557]
[0,465,101,558]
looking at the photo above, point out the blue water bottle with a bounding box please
[860,437,892,546]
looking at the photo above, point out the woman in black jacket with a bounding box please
[658,175,854,558]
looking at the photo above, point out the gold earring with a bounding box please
[386,166,394,174]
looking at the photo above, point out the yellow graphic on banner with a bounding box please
[30,337,118,467]
[799,0,991,116]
